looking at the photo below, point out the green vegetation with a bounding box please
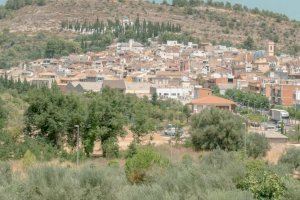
[159,32,200,44]
[25,84,86,148]
[22,150,37,168]
[0,130,60,161]
[0,77,188,158]
[45,37,81,58]
[237,107,268,123]
[125,147,169,184]
[225,89,270,109]
[62,17,182,51]
[0,17,184,62]
[279,148,300,171]
[0,31,81,69]
[190,108,244,151]
[286,124,300,143]
[0,77,299,199]
[241,36,256,50]
[5,0,46,10]
[245,133,270,158]
[0,149,299,199]
[237,160,286,200]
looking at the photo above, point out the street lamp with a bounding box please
[74,125,80,166]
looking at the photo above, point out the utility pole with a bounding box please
[74,125,80,166]
[243,122,247,155]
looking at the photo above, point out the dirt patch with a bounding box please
[265,142,300,164]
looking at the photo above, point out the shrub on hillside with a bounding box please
[102,137,119,159]
[237,160,286,200]
[125,141,138,159]
[125,147,169,184]
[190,108,244,151]
[279,148,300,170]
[0,131,63,161]
[22,150,36,168]
[246,133,270,158]
[0,100,7,129]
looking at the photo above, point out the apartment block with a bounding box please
[265,82,300,106]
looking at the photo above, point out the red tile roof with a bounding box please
[190,95,236,106]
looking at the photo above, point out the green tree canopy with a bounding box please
[190,108,244,151]
[246,133,270,158]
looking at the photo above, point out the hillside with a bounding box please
[0,0,299,63]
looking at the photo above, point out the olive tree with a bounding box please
[190,108,244,151]
[246,133,270,158]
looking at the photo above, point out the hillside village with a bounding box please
[2,22,299,107]
[0,1,300,199]
[2,19,300,148]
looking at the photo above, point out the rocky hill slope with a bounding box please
[0,0,299,54]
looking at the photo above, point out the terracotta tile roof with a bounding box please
[190,95,236,106]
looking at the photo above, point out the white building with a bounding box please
[150,86,192,102]
[166,40,178,46]
[117,39,144,54]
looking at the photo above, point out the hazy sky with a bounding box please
[221,0,300,20]
[152,0,300,20]
[0,0,299,20]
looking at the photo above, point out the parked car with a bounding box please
[164,124,183,137]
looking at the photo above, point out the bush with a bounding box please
[125,147,169,184]
[279,148,300,170]
[190,108,244,151]
[0,131,60,161]
[125,141,138,159]
[102,137,119,158]
[246,133,270,158]
[237,160,286,200]
[22,150,36,168]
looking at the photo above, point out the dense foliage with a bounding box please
[45,37,81,58]
[125,147,169,184]
[25,85,86,147]
[23,84,187,157]
[0,31,81,69]
[225,89,270,109]
[0,84,61,161]
[190,108,244,151]
[245,133,270,158]
[62,17,182,51]
[279,148,300,171]
[237,160,286,200]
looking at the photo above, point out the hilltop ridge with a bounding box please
[0,0,299,55]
